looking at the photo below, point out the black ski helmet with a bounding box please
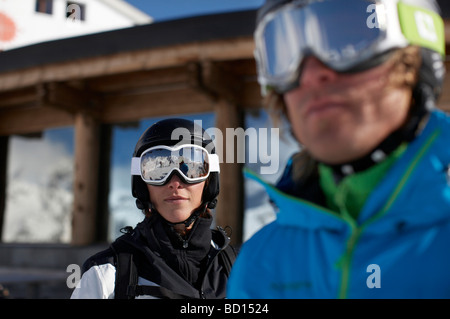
[132,118,220,211]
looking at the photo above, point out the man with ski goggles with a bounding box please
[254,0,444,94]
[227,0,450,298]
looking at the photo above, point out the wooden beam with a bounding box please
[0,83,260,137]
[0,37,254,93]
[0,105,74,136]
[240,81,263,109]
[0,87,38,109]
[86,67,190,93]
[38,82,98,115]
[95,124,112,242]
[445,20,450,44]
[186,62,216,101]
[199,61,243,104]
[438,60,450,107]
[100,87,214,124]
[0,136,8,241]
[71,112,100,246]
[214,98,244,245]
[188,60,261,109]
[438,104,450,112]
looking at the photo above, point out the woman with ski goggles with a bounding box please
[72,119,236,299]
[227,0,450,298]
[130,142,220,230]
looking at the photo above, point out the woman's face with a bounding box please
[147,174,205,224]
[283,56,412,164]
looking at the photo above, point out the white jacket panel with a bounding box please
[71,264,116,299]
[70,263,161,299]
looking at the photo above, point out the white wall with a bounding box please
[0,0,152,50]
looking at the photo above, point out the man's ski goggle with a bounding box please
[131,144,220,185]
[254,0,445,94]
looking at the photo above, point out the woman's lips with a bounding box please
[164,195,188,203]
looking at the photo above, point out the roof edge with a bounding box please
[0,9,257,74]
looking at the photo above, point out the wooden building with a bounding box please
[0,7,450,248]
[0,10,259,246]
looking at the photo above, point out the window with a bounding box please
[66,1,86,22]
[243,110,298,240]
[2,127,74,243]
[35,0,53,15]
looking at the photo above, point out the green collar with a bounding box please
[318,143,408,221]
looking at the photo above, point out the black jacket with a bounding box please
[71,213,236,299]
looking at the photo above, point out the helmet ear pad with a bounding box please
[132,175,150,210]
[202,172,220,209]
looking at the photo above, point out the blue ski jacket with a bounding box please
[227,110,450,298]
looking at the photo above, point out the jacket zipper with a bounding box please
[336,223,361,299]
[336,129,440,299]
[244,128,440,299]
[199,245,224,299]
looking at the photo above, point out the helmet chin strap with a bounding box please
[148,201,209,249]
[148,201,208,231]
[166,203,208,229]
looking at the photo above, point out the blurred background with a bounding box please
[0,0,449,298]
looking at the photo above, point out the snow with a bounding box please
[3,135,73,243]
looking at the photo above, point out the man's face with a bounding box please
[283,56,412,164]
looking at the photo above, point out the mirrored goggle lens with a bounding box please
[140,146,210,184]
[257,0,383,86]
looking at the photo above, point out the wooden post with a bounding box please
[214,99,244,246]
[71,112,100,245]
[0,136,8,241]
[95,124,112,242]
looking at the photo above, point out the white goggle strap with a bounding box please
[208,153,220,173]
[131,157,141,176]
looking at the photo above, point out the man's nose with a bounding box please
[299,56,338,87]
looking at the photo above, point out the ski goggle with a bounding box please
[254,0,445,94]
[131,144,220,185]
